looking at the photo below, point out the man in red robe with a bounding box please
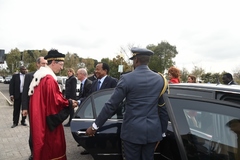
[28,49,77,160]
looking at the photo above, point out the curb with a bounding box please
[0,91,13,106]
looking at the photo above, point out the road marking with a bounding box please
[0,91,13,106]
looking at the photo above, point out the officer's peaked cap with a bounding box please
[129,47,154,60]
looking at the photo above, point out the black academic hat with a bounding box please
[44,49,65,61]
[129,47,154,60]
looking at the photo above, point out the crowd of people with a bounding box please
[8,48,238,160]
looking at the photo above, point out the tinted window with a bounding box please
[93,92,124,119]
[169,97,240,160]
[75,89,124,119]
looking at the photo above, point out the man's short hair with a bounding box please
[101,62,110,74]
[223,73,233,80]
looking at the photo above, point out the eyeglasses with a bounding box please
[55,61,64,66]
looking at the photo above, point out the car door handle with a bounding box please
[77,131,99,136]
[77,131,86,135]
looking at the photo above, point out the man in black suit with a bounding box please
[76,68,92,105]
[80,63,118,155]
[89,62,118,93]
[22,57,47,160]
[64,68,77,127]
[9,66,27,128]
[222,73,238,85]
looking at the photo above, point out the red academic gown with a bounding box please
[29,75,69,160]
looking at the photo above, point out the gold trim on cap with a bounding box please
[132,53,138,56]
[46,57,65,61]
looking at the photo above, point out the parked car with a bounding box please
[0,76,4,83]
[4,76,12,84]
[71,83,240,160]
[57,76,67,95]
[57,76,81,98]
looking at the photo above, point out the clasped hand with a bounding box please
[70,99,78,108]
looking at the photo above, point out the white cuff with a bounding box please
[77,100,81,106]
[92,122,99,130]
[162,133,166,137]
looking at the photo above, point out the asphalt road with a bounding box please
[0,82,93,160]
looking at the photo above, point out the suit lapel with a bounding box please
[101,76,109,89]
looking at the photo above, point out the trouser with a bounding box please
[13,95,26,124]
[122,140,157,160]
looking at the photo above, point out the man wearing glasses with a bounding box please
[28,49,77,160]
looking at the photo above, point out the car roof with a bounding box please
[169,83,240,93]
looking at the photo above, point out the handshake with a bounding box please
[69,99,78,108]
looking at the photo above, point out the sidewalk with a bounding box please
[0,92,93,160]
[0,92,30,160]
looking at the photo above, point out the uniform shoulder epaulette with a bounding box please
[157,72,169,97]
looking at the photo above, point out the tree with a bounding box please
[82,58,96,74]
[101,55,132,79]
[5,48,22,73]
[181,67,189,83]
[23,49,47,72]
[191,66,205,82]
[60,52,81,76]
[200,72,221,84]
[232,68,240,84]
[147,41,178,73]
[5,48,48,74]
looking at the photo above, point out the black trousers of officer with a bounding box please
[122,140,157,160]
[13,94,26,125]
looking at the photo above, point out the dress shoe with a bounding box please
[28,155,33,160]
[11,124,17,128]
[21,123,27,126]
[80,150,89,155]
[64,123,70,127]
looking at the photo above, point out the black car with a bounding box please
[4,76,12,84]
[71,83,240,160]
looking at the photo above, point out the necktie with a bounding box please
[97,80,101,90]
[80,83,83,95]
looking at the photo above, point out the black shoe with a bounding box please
[28,155,33,160]
[21,123,27,126]
[64,123,70,127]
[11,124,17,128]
[81,150,89,155]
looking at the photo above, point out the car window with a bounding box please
[75,89,124,119]
[63,78,67,84]
[167,97,240,160]
[75,98,94,119]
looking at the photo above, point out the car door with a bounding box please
[71,88,124,160]
[163,93,240,160]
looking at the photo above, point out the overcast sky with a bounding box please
[0,0,240,74]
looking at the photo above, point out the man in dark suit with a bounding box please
[22,57,47,160]
[89,62,118,93]
[64,68,77,127]
[76,68,92,104]
[222,73,238,85]
[80,63,118,155]
[9,66,27,128]
[86,47,169,160]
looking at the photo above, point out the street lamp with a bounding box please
[118,53,124,73]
